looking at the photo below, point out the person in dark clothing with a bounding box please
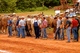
[75,16,80,41]
[65,17,71,42]
[33,16,41,39]
[16,16,20,37]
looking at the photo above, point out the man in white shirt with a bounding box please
[55,17,62,40]
[19,16,26,38]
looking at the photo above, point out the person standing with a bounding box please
[19,16,26,38]
[16,16,20,38]
[65,17,71,42]
[60,19,64,40]
[72,15,80,41]
[72,16,79,42]
[75,17,80,41]
[41,17,48,39]
[55,16,62,40]
[7,16,12,37]
[33,16,41,39]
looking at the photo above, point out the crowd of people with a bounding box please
[0,8,80,43]
[7,13,48,39]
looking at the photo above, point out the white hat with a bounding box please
[55,10,60,15]
[65,9,70,12]
[70,8,73,11]
[13,13,16,15]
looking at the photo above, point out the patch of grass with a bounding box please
[0,9,55,16]
[15,9,56,16]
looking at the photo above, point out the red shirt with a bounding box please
[41,20,47,28]
[72,19,78,28]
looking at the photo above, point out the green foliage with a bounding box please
[0,0,17,13]
[23,6,48,12]
[35,6,48,11]
[0,0,61,13]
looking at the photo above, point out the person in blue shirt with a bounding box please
[7,17,12,37]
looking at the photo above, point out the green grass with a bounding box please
[0,9,66,16]
[0,9,56,16]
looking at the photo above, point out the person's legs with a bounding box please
[8,26,12,36]
[43,28,47,38]
[20,27,22,36]
[20,26,25,38]
[22,26,25,38]
[35,26,40,38]
[57,27,60,40]
[60,28,64,40]
[72,27,77,41]
[8,26,10,36]
[34,26,38,38]
[16,27,20,37]
[77,27,79,41]
[54,28,58,39]
[66,27,71,42]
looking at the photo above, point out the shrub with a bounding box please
[36,6,48,11]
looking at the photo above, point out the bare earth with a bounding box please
[0,34,80,53]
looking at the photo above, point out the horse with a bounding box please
[1,16,8,34]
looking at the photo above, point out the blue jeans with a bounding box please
[55,27,60,39]
[72,27,78,40]
[16,27,20,37]
[8,26,12,36]
[66,27,71,42]
[60,28,64,40]
[34,26,40,38]
[20,26,25,37]
[42,28,47,38]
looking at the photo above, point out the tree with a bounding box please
[16,0,37,11]
[0,0,61,12]
[0,0,17,12]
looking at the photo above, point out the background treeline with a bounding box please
[0,0,72,13]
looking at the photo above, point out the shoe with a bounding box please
[21,37,25,38]
[8,36,12,37]
[66,41,70,43]
[43,38,47,40]
[72,40,77,42]
[16,36,20,38]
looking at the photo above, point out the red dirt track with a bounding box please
[0,34,80,53]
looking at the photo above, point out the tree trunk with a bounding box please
[42,1,44,7]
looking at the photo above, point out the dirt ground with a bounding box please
[0,34,80,53]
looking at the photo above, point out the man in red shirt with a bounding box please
[41,17,48,39]
[72,16,79,42]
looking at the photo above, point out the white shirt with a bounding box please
[33,19,41,25]
[57,19,61,28]
[19,19,25,26]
